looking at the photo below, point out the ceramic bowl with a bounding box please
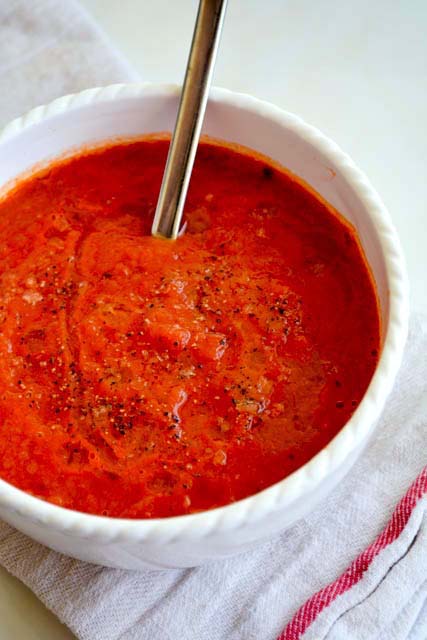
[0,84,408,569]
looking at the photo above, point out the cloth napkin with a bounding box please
[1,2,426,639]
[0,0,139,128]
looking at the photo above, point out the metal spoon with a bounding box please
[151,0,228,239]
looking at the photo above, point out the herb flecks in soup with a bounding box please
[0,139,380,518]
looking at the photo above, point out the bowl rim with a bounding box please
[0,82,409,544]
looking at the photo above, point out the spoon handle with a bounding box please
[151,0,228,239]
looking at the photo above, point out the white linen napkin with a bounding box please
[0,2,426,639]
[0,0,139,127]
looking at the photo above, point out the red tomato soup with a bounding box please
[0,138,380,518]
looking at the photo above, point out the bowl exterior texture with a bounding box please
[0,84,408,569]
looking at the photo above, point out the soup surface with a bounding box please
[0,138,380,518]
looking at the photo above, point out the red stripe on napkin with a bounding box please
[279,466,427,640]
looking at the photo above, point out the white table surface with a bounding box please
[1,1,426,638]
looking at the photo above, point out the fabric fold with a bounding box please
[0,0,139,127]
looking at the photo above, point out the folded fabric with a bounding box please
[283,469,427,640]
[0,0,139,128]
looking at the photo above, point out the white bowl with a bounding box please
[0,84,408,569]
